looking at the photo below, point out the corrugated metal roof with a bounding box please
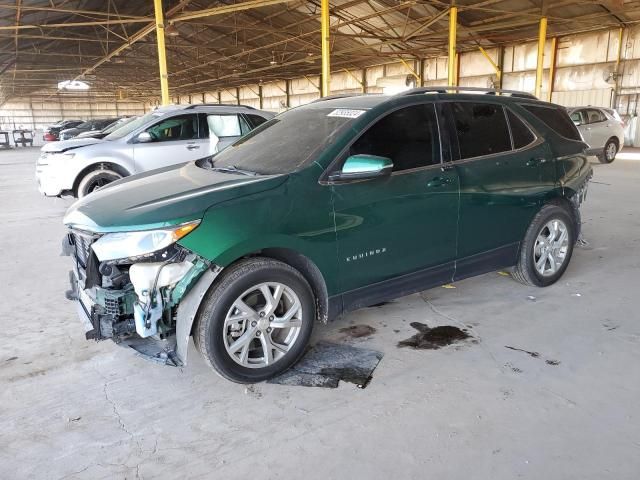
[0,0,635,101]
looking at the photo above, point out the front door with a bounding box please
[446,101,554,277]
[329,102,459,306]
[133,113,203,173]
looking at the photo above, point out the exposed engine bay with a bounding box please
[63,229,214,366]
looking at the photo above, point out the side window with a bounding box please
[569,110,584,126]
[145,114,198,142]
[521,104,582,141]
[247,114,268,129]
[239,115,252,135]
[506,110,535,149]
[349,103,440,172]
[586,109,606,124]
[450,102,511,159]
[202,114,242,138]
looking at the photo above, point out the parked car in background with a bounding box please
[567,106,624,163]
[74,116,136,140]
[62,88,592,383]
[43,119,83,141]
[36,104,273,198]
[59,118,121,141]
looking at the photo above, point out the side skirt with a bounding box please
[327,242,520,321]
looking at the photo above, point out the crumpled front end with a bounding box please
[63,229,219,366]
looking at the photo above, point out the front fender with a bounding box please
[175,266,222,364]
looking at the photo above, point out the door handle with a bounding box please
[186,144,200,150]
[526,157,547,167]
[427,176,452,188]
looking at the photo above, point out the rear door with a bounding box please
[584,108,609,149]
[133,113,202,173]
[445,101,553,277]
[198,113,252,154]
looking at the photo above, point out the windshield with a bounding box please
[202,107,355,175]
[104,111,161,141]
[102,116,136,134]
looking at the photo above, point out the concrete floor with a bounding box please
[1,147,639,480]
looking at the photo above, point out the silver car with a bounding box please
[567,107,624,163]
[36,104,273,198]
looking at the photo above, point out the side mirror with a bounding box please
[136,132,153,143]
[573,120,581,127]
[329,154,393,182]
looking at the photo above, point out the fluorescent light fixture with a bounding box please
[58,80,90,91]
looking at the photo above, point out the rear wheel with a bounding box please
[194,258,315,383]
[598,138,618,164]
[76,169,122,198]
[512,204,575,287]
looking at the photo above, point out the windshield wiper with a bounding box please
[209,165,259,176]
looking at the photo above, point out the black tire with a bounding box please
[194,257,315,383]
[76,169,122,198]
[512,204,576,287]
[598,138,618,164]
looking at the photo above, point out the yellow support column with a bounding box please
[321,0,330,97]
[547,37,557,102]
[535,16,547,99]
[447,6,457,87]
[153,0,170,105]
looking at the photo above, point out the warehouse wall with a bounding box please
[154,24,640,120]
[0,93,147,130]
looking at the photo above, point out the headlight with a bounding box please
[91,221,200,262]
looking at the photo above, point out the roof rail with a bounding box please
[311,93,373,103]
[396,86,538,100]
[184,103,256,110]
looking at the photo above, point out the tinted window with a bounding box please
[247,114,268,128]
[521,104,581,141]
[507,110,535,149]
[451,102,511,159]
[586,109,606,124]
[349,104,440,171]
[145,114,198,142]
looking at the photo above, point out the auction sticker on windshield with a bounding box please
[327,109,366,118]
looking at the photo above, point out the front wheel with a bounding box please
[194,258,315,383]
[76,169,122,198]
[512,204,575,287]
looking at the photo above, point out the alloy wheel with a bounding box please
[533,219,569,277]
[606,142,617,161]
[223,282,303,368]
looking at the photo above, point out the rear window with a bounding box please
[521,104,581,141]
[450,102,511,159]
[506,110,535,149]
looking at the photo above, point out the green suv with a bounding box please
[64,88,592,383]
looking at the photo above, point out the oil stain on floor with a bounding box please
[268,342,383,389]
[339,324,377,339]
[398,322,472,349]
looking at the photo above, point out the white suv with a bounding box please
[36,104,273,197]
[567,107,624,163]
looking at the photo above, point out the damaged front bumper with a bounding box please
[63,232,221,366]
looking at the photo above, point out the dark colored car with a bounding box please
[43,120,83,141]
[59,118,121,141]
[63,88,592,383]
[74,116,135,140]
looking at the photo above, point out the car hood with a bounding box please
[41,137,104,153]
[63,161,287,233]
